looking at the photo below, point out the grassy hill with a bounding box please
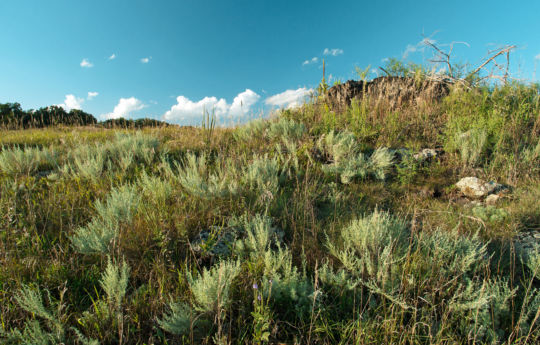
[0,80,539,344]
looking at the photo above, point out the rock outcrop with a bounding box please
[325,76,451,111]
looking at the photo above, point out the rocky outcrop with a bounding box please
[325,76,451,111]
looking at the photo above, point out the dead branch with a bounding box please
[468,45,516,80]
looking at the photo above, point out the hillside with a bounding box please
[1,79,539,344]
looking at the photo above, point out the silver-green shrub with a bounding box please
[139,171,173,204]
[318,131,394,183]
[158,302,192,336]
[100,258,130,311]
[71,184,140,254]
[55,132,159,181]
[242,155,283,199]
[234,117,305,143]
[233,118,269,142]
[266,118,306,141]
[455,128,488,167]
[259,248,315,319]
[231,213,282,258]
[176,153,239,199]
[327,209,409,285]
[0,285,98,345]
[187,260,241,314]
[0,145,57,175]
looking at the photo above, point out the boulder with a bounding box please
[455,177,505,199]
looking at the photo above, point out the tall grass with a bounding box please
[1,80,540,344]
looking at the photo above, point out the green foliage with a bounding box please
[158,302,192,336]
[266,117,306,141]
[0,145,57,175]
[472,205,509,223]
[1,78,540,344]
[187,260,241,315]
[0,102,97,129]
[381,57,428,78]
[454,128,488,167]
[318,130,394,183]
[0,285,98,345]
[233,118,269,142]
[242,155,283,200]
[234,117,306,143]
[176,152,239,199]
[71,184,140,254]
[327,209,409,284]
[100,258,130,311]
[232,213,282,258]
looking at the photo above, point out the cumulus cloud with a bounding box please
[141,57,151,63]
[163,89,260,123]
[265,88,313,109]
[103,97,145,120]
[323,48,344,56]
[80,58,93,68]
[535,53,540,60]
[87,92,99,100]
[58,94,84,111]
[109,53,116,60]
[302,57,318,66]
[229,89,261,116]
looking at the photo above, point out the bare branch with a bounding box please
[468,45,516,79]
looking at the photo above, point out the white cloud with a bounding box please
[265,88,313,109]
[402,38,438,59]
[402,44,417,59]
[80,58,93,68]
[535,53,540,60]
[103,97,145,120]
[109,53,116,60]
[323,48,344,56]
[141,57,151,63]
[302,57,318,66]
[58,94,84,111]
[163,89,260,123]
[87,92,99,100]
[229,89,261,116]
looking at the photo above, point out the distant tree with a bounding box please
[0,103,97,129]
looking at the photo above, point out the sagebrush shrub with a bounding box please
[176,153,239,199]
[71,184,140,254]
[0,145,57,175]
[318,131,394,183]
[231,213,282,258]
[158,302,192,336]
[187,260,241,314]
[266,117,306,141]
[242,155,283,199]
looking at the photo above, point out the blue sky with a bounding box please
[1,0,539,125]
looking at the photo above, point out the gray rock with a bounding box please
[514,231,540,263]
[455,177,505,199]
[191,226,238,258]
[485,194,500,206]
[413,148,438,162]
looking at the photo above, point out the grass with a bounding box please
[0,80,539,344]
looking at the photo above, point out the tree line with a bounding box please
[0,102,168,129]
